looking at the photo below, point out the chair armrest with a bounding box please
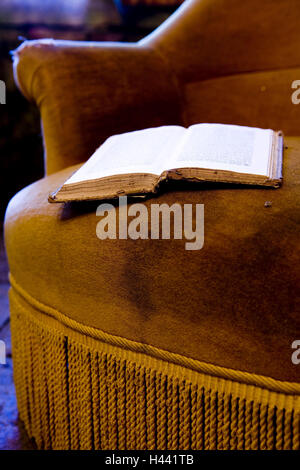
[13,39,182,174]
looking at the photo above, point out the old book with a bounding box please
[49,123,283,203]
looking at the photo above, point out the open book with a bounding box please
[49,123,283,203]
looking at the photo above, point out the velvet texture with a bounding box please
[5,137,300,384]
[12,0,300,174]
[5,0,300,449]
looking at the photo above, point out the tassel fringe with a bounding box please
[9,287,300,450]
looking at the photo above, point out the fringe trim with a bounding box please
[10,286,300,450]
[9,274,300,395]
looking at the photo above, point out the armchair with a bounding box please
[5,0,300,449]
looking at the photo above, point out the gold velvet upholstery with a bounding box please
[5,0,300,449]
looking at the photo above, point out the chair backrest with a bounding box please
[143,0,300,133]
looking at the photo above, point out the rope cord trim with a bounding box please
[9,273,300,395]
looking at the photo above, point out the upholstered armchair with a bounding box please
[5,0,300,450]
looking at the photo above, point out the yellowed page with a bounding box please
[64,125,185,185]
[171,123,273,176]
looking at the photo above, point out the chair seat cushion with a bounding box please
[5,136,300,383]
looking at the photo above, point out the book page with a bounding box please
[170,124,273,176]
[64,126,185,185]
